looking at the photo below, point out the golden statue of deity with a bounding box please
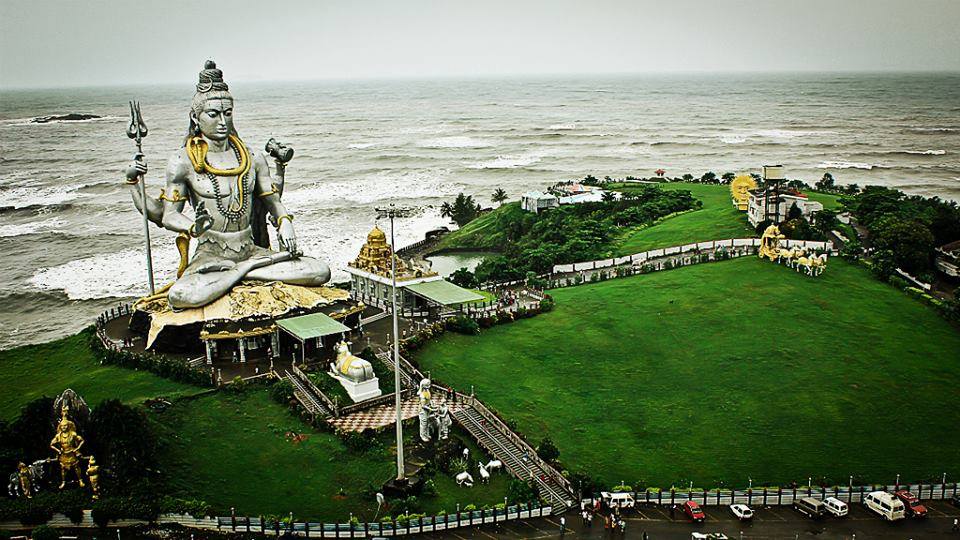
[16,462,32,498]
[86,456,100,499]
[758,224,785,261]
[49,405,85,489]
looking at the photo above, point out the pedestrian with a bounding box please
[559,515,566,536]
[643,531,649,540]
[670,504,675,518]
[618,518,626,535]
[953,517,958,531]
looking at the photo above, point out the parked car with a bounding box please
[729,504,753,520]
[952,493,960,507]
[894,490,928,517]
[600,491,636,509]
[795,496,825,518]
[864,491,906,521]
[683,500,706,522]
[823,497,848,517]
[691,534,729,540]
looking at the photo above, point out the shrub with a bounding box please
[536,437,560,462]
[539,297,555,312]
[507,478,538,504]
[445,316,479,335]
[30,525,59,540]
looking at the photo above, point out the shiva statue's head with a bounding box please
[188,60,235,142]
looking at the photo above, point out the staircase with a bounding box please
[454,407,571,514]
[284,370,331,417]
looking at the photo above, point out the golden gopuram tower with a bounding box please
[350,226,409,277]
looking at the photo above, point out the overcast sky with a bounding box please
[1,0,958,88]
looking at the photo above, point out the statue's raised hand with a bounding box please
[278,218,299,257]
[192,201,214,238]
[124,153,147,183]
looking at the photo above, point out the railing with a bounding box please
[291,364,339,416]
[466,396,573,497]
[1,505,554,537]
[584,482,960,509]
[552,237,836,274]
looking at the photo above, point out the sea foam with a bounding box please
[469,154,542,169]
[417,136,496,149]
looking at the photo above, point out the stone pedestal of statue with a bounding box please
[330,372,382,402]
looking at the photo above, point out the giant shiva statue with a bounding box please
[125,61,330,309]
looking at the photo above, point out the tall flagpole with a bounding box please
[376,204,412,482]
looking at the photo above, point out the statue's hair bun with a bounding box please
[197,60,228,92]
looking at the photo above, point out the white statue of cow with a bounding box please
[477,462,490,484]
[485,459,503,473]
[456,471,474,487]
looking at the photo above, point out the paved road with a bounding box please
[413,500,960,539]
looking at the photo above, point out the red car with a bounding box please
[683,500,706,522]
[894,490,928,518]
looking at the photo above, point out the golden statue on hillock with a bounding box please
[730,174,757,211]
[49,404,85,489]
[758,224,784,261]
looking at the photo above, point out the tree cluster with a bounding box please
[472,186,699,283]
[441,193,483,227]
[844,186,960,279]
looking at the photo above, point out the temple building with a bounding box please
[747,188,824,227]
[346,226,484,314]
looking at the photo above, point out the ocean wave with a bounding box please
[286,169,459,207]
[817,161,888,170]
[905,127,958,133]
[347,142,380,149]
[29,245,181,301]
[0,185,81,209]
[417,136,496,149]
[468,154,542,169]
[547,123,578,130]
[904,149,946,155]
[720,135,747,144]
[0,217,67,238]
[753,129,838,139]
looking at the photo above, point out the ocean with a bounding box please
[0,73,958,349]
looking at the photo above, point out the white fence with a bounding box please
[585,482,959,509]
[553,238,835,274]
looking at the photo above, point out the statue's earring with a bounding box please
[194,123,201,136]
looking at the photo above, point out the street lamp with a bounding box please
[375,204,413,483]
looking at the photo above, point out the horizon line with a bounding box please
[2,68,959,92]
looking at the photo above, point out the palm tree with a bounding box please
[491,188,508,207]
[601,191,617,203]
[440,202,453,219]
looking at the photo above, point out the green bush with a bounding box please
[445,316,479,335]
[29,525,59,540]
[536,437,560,462]
[89,330,211,387]
[539,297,555,312]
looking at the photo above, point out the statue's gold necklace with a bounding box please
[186,135,252,223]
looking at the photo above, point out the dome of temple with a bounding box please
[367,226,387,245]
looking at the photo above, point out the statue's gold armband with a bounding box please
[158,189,188,203]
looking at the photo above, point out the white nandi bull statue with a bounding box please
[330,341,375,383]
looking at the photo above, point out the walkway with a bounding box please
[455,406,571,514]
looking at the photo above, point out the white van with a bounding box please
[824,497,848,517]
[600,491,636,508]
[864,491,905,521]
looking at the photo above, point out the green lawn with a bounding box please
[611,182,841,256]
[415,257,960,489]
[0,331,199,421]
[154,388,508,521]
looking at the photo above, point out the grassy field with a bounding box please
[415,257,960,489]
[154,388,509,521]
[611,182,841,256]
[0,331,200,420]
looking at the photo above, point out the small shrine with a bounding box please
[346,226,483,313]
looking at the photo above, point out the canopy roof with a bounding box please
[404,279,484,306]
[276,312,350,340]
